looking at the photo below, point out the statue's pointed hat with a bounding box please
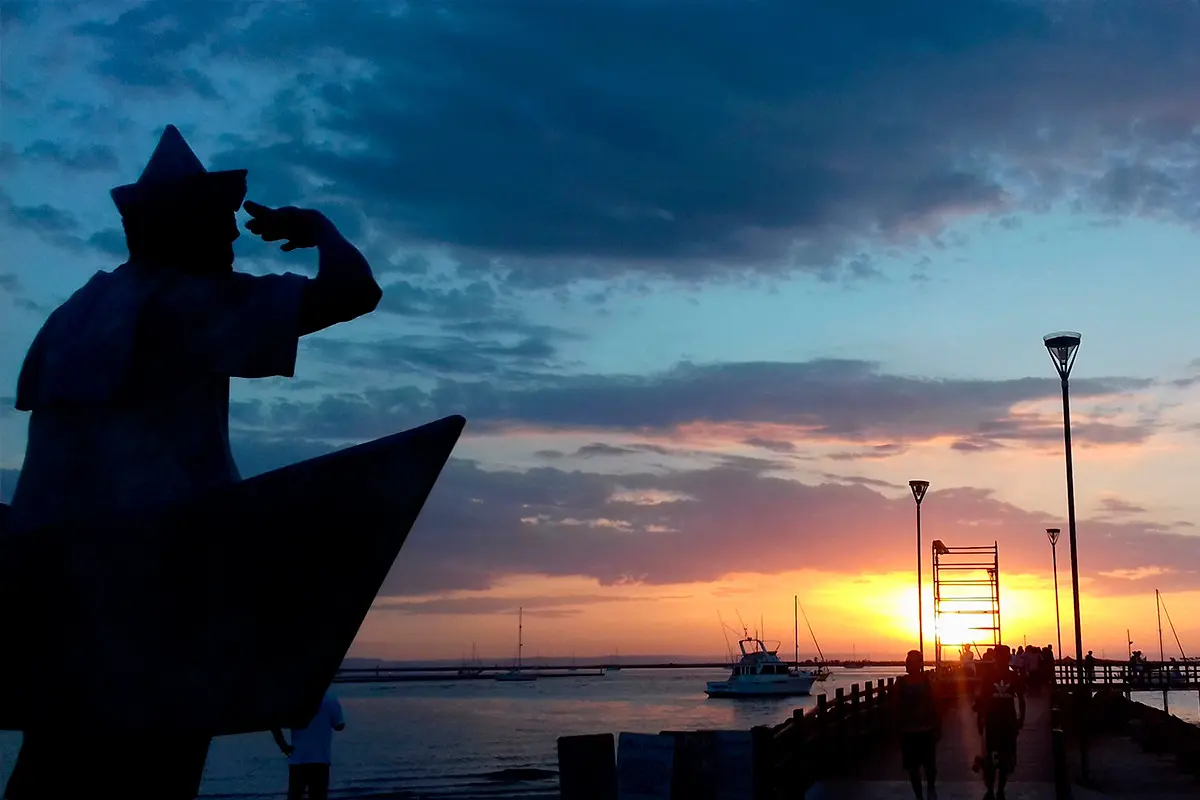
[110,125,247,216]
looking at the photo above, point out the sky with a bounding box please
[3,0,1200,663]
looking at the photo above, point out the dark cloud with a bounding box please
[5,437,1194,598]
[0,273,22,296]
[828,443,909,461]
[375,277,584,345]
[572,443,672,459]
[0,82,29,107]
[744,437,796,454]
[86,228,128,259]
[950,438,1007,454]
[0,191,128,260]
[304,333,561,379]
[818,473,904,491]
[0,190,79,236]
[73,3,222,98]
[0,0,39,29]
[224,358,1157,451]
[378,280,499,320]
[21,140,120,172]
[60,0,1200,285]
[1097,497,1148,516]
[374,593,655,617]
[264,454,1200,598]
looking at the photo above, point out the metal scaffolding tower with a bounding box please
[932,540,1001,669]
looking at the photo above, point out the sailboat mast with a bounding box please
[798,600,826,664]
[1159,594,1188,659]
[518,606,524,669]
[1157,590,1165,662]
[794,595,799,666]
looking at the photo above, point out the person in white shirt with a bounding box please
[272,690,346,800]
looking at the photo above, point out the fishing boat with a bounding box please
[705,597,824,698]
[705,636,819,698]
[495,607,537,682]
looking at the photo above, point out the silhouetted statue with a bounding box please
[0,126,465,798]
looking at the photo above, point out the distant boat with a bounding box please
[458,643,484,677]
[495,606,537,682]
[606,646,622,672]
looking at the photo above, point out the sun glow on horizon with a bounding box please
[345,567,1200,663]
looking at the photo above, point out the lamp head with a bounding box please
[1043,331,1081,380]
[909,479,930,504]
[1046,527,1061,545]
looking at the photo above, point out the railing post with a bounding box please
[751,725,774,800]
[850,684,861,739]
[864,683,875,737]
[1052,725,1072,800]
[833,687,846,766]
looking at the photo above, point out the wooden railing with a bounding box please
[758,672,959,793]
[1053,660,1200,689]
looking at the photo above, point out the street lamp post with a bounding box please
[909,480,930,665]
[1046,527,1063,659]
[1044,331,1087,779]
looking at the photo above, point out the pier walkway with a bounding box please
[807,691,1055,799]
[559,667,1199,799]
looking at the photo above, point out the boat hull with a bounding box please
[495,673,538,682]
[705,676,817,698]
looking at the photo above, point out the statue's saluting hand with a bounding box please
[243,200,332,252]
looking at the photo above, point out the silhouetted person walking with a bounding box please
[973,644,1025,800]
[897,649,940,799]
[2,124,380,800]
[272,689,346,800]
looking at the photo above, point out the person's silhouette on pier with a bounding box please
[973,644,1025,800]
[897,649,940,800]
[272,688,346,800]
[2,124,381,799]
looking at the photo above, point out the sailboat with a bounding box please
[1151,589,1189,687]
[798,596,832,681]
[457,643,483,677]
[606,646,622,672]
[495,606,537,682]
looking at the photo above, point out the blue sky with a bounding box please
[3,1,1200,659]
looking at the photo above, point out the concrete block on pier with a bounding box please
[558,732,617,800]
[617,732,675,799]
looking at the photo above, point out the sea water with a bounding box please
[0,668,1194,798]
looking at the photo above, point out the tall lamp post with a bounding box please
[1046,527,1063,659]
[909,480,930,664]
[1044,331,1087,778]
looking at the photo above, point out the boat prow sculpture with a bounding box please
[0,414,465,735]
